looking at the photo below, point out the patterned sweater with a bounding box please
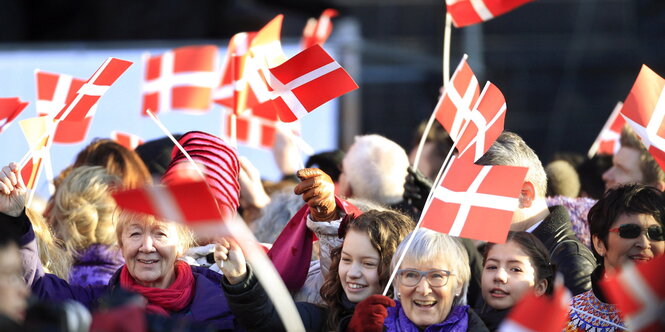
[565,267,625,332]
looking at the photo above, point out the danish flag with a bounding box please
[142,45,219,115]
[18,117,53,190]
[111,131,144,150]
[35,71,94,144]
[222,102,299,149]
[600,254,665,332]
[0,97,29,134]
[112,180,222,225]
[446,0,534,28]
[214,32,257,113]
[421,155,527,243]
[499,278,571,332]
[266,44,358,123]
[587,101,625,157]
[54,57,132,121]
[301,9,338,49]
[619,65,665,171]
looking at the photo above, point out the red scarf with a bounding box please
[119,260,195,316]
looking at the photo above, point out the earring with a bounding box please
[397,293,401,299]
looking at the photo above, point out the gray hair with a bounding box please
[476,131,547,198]
[391,228,471,306]
[342,134,409,205]
[251,190,306,243]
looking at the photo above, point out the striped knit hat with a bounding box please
[162,131,240,220]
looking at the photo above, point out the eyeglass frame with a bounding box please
[396,268,455,288]
[609,223,664,241]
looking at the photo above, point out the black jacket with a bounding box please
[222,265,353,332]
[532,206,596,296]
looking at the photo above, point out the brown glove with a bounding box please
[294,168,338,221]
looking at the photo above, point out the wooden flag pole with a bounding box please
[412,13,453,171]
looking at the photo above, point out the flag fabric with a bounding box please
[112,180,222,225]
[588,101,625,157]
[265,44,358,123]
[35,70,94,144]
[18,117,53,190]
[446,0,535,28]
[0,97,29,133]
[421,155,527,243]
[111,131,144,150]
[301,9,338,49]
[600,255,665,332]
[222,102,300,149]
[142,45,219,115]
[214,32,257,113]
[619,65,665,171]
[54,57,132,121]
[499,279,571,332]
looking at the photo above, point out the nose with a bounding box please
[139,234,156,253]
[347,262,362,279]
[415,276,432,296]
[635,231,651,249]
[494,268,508,283]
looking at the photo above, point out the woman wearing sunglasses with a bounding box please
[566,184,664,331]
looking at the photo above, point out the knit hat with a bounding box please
[162,131,240,220]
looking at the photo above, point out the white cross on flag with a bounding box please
[587,101,625,157]
[436,55,480,141]
[142,45,219,115]
[35,70,94,144]
[112,180,223,226]
[265,44,358,123]
[600,255,665,332]
[421,154,527,243]
[54,57,132,121]
[499,278,571,332]
[222,102,300,149]
[0,97,28,134]
[446,0,534,28]
[111,130,144,150]
[619,65,665,171]
[214,32,257,114]
[301,9,338,50]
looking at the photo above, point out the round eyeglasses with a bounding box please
[397,269,454,288]
[609,224,664,241]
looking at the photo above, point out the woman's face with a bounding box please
[398,257,462,329]
[338,229,381,303]
[120,219,182,289]
[593,213,665,274]
[481,240,545,310]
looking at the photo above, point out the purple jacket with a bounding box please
[385,301,470,332]
[69,244,125,287]
[9,210,238,331]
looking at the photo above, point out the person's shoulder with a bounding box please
[191,264,223,282]
[466,307,490,332]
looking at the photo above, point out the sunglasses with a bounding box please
[609,224,664,241]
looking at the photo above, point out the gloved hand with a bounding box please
[347,294,395,332]
[294,168,338,221]
[403,166,433,216]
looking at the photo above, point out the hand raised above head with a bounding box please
[0,162,26,217]
[294,168,338,222]
[214,237,247,285]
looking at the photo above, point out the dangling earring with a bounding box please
[397,293,401,299]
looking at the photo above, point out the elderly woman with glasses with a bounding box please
[566,184,664,331]
[347,228,488,332]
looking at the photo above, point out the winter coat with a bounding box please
[69,243,125,287]
[531,206,596,296]
[4,210,239,331]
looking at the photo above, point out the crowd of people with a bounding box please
[0,121,663,332]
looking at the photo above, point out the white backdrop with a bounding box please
[0,43,339,199]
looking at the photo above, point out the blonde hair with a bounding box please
[27,208,71,279]
[115,211,195,257]
[50,166,121,256]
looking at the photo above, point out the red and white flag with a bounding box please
[435,55,481,142]
[266,44,358,123]
[35,70,94,144]
[600,255,665,332]
[214,32,258,114]
[142,45,219,115]
[301,9,338,50]
[619,65,665,171]
[54,57,132,121]
[421,155,527,243]
[111,131,144,150]
[112,180,222,225]
[499,278,571,332]
[587,101,625,157]
[18,117,53,190]
[446,0,534,28]
[0,97,29,134]
[222,102,299,149]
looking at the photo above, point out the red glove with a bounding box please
[347,294,395,332]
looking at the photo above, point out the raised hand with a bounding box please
[294,168,337,221]
[214,237,247,285]
[0,162,27,217]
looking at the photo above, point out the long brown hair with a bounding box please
[320,209,415,330]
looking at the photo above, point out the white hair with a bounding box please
[391,228,471,306]
[342,134,409,205]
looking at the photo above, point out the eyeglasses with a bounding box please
[397,269,454,288]
[609,224,664,241]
